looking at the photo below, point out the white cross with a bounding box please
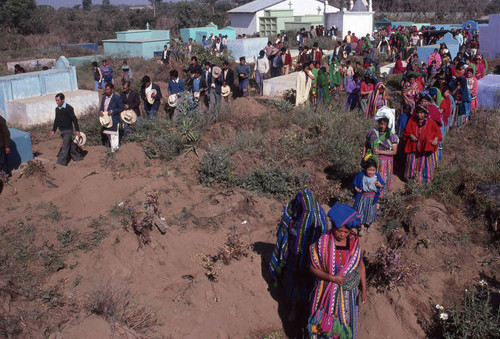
[288,1,292,9]
[317,6,321,14]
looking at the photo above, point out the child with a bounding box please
[92,62,103,90]
[353,158,385,235]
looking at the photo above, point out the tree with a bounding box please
[82,0,92,10]
[2,0,37,34]
[102,0,110,6]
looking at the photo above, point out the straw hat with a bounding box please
[157,59,163,65]
[221,85,231,97]
[146,89,157,105]
[193,91,200,100]
[99,113,113,128]
[73,132,86,147]
[168,94,178,107]
[120,109,137,124]
[212,66,222,79]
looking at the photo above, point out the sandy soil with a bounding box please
[1,100,498,339]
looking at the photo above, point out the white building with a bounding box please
[324,0,374,38]
[229,0,339,36]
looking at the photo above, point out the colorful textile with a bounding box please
[377,155,394,199]
[403,116,442,154]
[308,232,361,339]
[356,195,377,224]
[327,203,362,230]
[402,81,419,114]
[269,189,328,300]
[405,151,436,182]
[364,128,398,164]
[365,82,389,119]
[330,58,342,87]
[353,171,385,210]
[318,69,331,107]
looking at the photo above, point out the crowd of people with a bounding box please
[0,22,488,338]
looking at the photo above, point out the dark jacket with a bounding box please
[140,83,162,108]
[52,104,79,132]
[202,69,212,92]
[0,115,10,149]
[188,77,208,93]
[120,89,141,116]
[221,68,235,87]
[99,93,124,125]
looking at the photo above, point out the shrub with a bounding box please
[368,243,420,291]
[428,283,500,339]
[199,145,236,187]
[240,165,309,199]
[19,160,48,179]
[87,282,158,334]
[78,107,103,146]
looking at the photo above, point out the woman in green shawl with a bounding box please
[317,67,331,109]
[329,57,342,92]
[311,61,321,106]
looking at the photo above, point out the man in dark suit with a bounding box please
[0,114,10,176]
[140,75,162,118]
[99,83,124,152]
[202,62,212,108]
[51,93,84,166]
[188,69,208,108]
[120,80,141,138]
[221,60,235,100]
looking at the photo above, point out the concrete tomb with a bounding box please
[7,59,56,72]
[477,75,500,109]
[61,43,98,53]
[0,56,99,127]
[103,27,170,59]
[7,128,33,170]
[379,61,408,75]
[262,72,297,97]
[479,14,500,59]
[227,37,269,62]
[180,23,236,43]
[417,33,459,64]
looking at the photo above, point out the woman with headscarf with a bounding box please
[345,72,362,111]
[393,55,405,74]
[365,82,389,119]
[362,107,399,198]
[473,55,488,79]
[403,105,443,182]
[317,67,332,109]
[330,57,342,91]
[270,189,328,322]
[401,73,419,115]
[452,76,471,126]
[307,203,367,339]
[466,68,478,115]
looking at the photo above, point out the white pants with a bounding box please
[103,125,119,152]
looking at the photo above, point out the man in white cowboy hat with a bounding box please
[50,93,84,166]
[209,66,223,111]
[99,83,124,152]
[188,69,208,107]
[120,80,141,139]
[140,75,162,118]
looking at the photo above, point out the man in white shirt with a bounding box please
[254,50,270,96]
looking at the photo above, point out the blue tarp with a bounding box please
[7,128,33,170]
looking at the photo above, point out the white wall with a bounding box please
[269,0,338,15]
[231,13,258,35]
[326,12,373,37]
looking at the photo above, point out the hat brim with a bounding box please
[120,109,137,124]
[99,115,113,128]
[146,89,157,105]
[168,94,178,107]
[73,132,86,147]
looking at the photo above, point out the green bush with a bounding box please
[240,165,309,199]
[78,106,103,146]
[429,284,500,339]
[199,145,236,187]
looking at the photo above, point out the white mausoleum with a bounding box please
[229,0,339,36]
[324,0,375,37]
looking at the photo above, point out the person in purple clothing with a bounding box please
[345,72,362,110]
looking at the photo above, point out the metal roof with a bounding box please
[228,0,285,13]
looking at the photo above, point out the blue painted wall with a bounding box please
[417,33,459,64]
[227,37,269,61]
[180,25,236,43]
[103,30,170,59]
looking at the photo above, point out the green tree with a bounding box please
[2,0,38,34]
[82,0,92,10]
[102,0,110,6]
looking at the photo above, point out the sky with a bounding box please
[36,1,156,9]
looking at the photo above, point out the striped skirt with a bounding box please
[405,152,437,183]
[356,194,377,224]
[377,155,394,199]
